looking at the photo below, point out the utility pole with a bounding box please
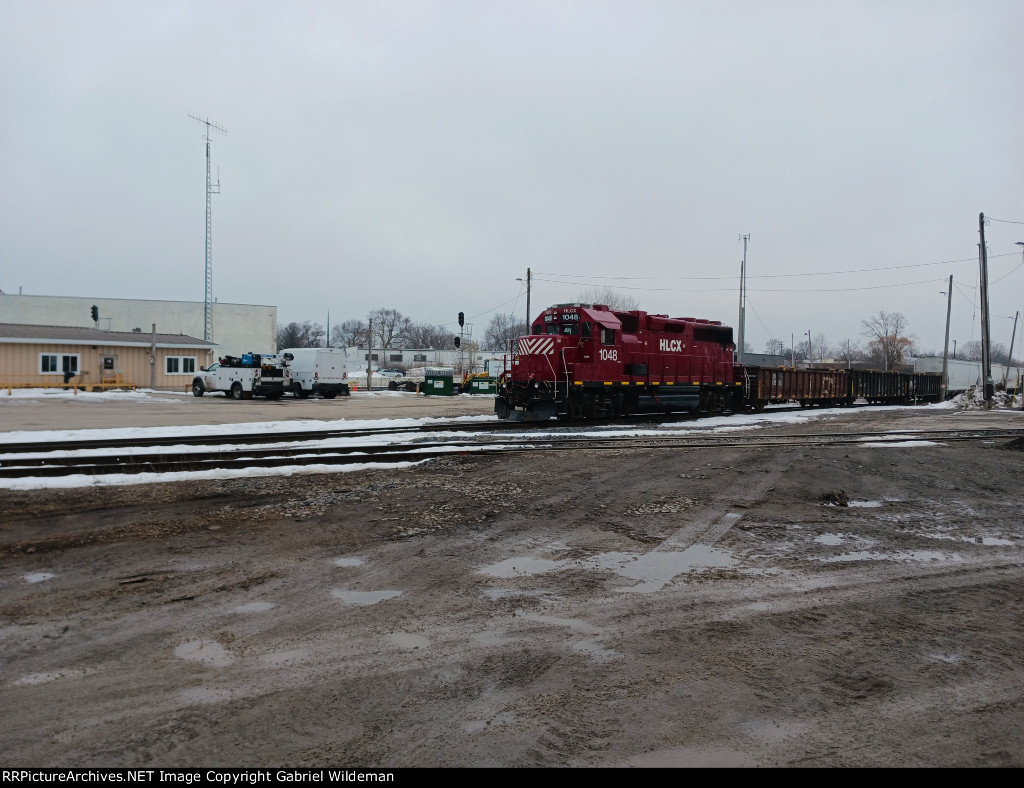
[978,213,993,404]
[149,324,157,390]
[738,234,749,364]
[941,275,952,400]
[366,317,373,390]
[189,114,225,343]
[806,330,812,367]
[1004,311,1019,389]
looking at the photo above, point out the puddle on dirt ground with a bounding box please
[477,545,738,593]
[476,557,571,578]
[387,632,430,651]
[173,639,235,667]
[23,572,55,584]
[921,533,1016,546]
[234,601,275,613]
[330,589,402,605]
[333,557,365,567]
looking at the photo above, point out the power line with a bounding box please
[532,274,961,294]
[534,251,1019,282]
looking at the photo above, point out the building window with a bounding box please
[165,356,197,375]
[364,353,379,362]
[389,354,402,362]
[40,353,79,375]
[414,354,427,362]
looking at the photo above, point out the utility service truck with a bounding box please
[191,353,286,400]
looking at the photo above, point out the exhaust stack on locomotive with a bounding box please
[494,303,745,422]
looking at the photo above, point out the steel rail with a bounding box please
[0,427,1019,480]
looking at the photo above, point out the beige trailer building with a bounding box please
[0,323,217,392]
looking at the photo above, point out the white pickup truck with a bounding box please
[191,354,286,400]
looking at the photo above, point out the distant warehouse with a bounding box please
[0,293,276,359]
[0,323,217,392]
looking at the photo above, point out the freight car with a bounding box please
[494,303,941,422]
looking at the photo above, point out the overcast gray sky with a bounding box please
[2,0,1022,356]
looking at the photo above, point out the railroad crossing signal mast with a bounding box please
[457,312,465,374]
[189,114,226,342]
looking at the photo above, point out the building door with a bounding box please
[101,355,117,382]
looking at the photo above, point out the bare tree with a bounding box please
[276,321,325,350]
[810,332,831,364]
[576,286,639,311]
[959,340,1010,365]
[368,308,412,350]
[764,338,786,356]
[834,338,860,369]
[860,310,913,371]
[485,313,529,351]
[404,322,454,349]
[330,319,367,348]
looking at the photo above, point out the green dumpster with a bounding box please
[468,377,495,395]
[423,367,454,396]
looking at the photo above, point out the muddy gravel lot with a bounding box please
[1,392,1023,767]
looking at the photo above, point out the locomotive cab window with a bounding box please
[561,325,578,336]
[581,323,591,339]
[546,324,560,335]
[600,327,615,345]
[533,325,544,335]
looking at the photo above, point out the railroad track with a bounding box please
[0,424,1020,480]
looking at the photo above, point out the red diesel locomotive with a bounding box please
[494,303,942,422]
[494,303,745,421]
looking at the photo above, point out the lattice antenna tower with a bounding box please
[189,114,226,342]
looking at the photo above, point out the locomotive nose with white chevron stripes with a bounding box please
[518,336,556,355]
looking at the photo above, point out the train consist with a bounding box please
[494,303,942,422]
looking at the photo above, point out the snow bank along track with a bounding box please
[1,423,1021,481]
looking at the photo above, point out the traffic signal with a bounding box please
[458,312,464,327]
[90,305,99,322]
[454,337,461,348]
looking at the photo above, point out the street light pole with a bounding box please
[806,330,812,367]
[941,275,952,400]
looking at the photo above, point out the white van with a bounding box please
[279,347,351,398]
